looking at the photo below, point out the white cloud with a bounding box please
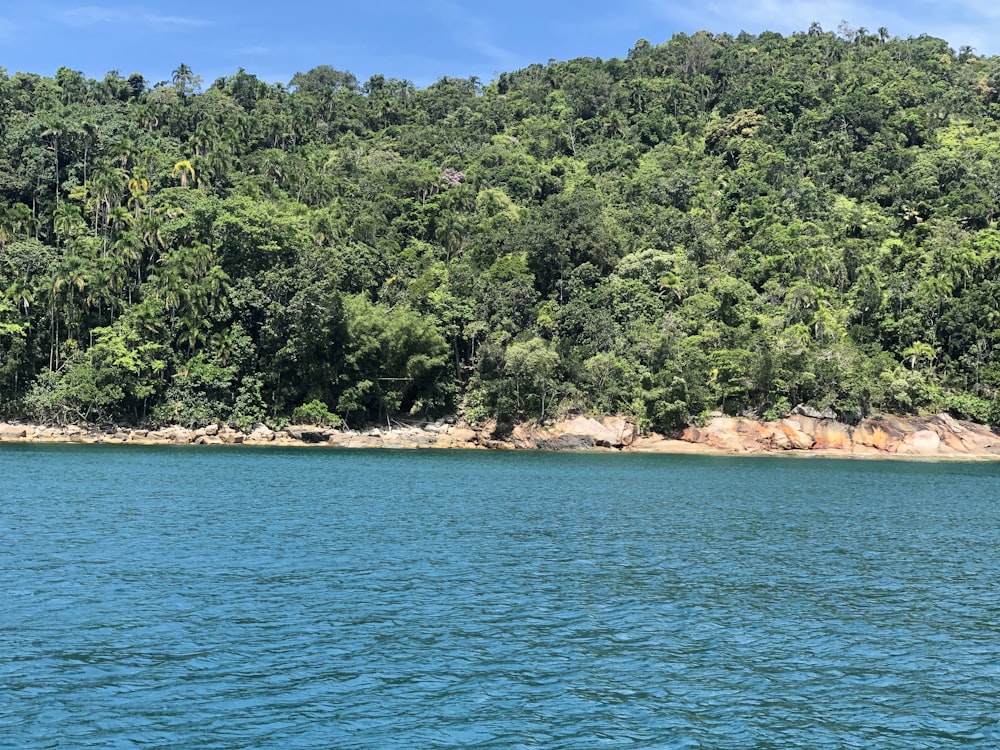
[55,6,208,30]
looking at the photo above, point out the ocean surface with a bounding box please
[2,444,999,748]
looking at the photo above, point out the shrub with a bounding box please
[291,399,342,428]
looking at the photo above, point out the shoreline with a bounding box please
[3,412,1000,461]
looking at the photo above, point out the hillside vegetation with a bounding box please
[3,24,1000,430]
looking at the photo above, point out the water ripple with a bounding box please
[2,446,999,748]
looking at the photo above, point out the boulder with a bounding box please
[0,424,27,440]
[285,425,332,443]
[217,427,244,444]
[558,416,619,447]
[326,433,352,447]
[683,418,755,451]
[813,420,854,450]
[344,435,383,449]
[247,424,276,442]
[736,418,777,449]
[897,429,941,456]
[853,421,893,452]
[147,425,194,443]
[511,424,536,449]
[605,416,639,446]
[932,415,1000,454]
[481,421,513,441]
[791,403,837,420]
[481,440,509,450]
[761,423,794,450]
[382,431,436,449]
[536,433,595,450]
[447,427,478,444]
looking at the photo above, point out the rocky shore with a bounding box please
[2,411,1000,459]
[674,412,1000,458]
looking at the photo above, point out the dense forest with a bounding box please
[2,24,1000,431]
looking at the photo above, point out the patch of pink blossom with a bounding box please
[442,168,465,186]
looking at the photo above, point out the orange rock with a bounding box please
[934,427,969,454]
[697,418,752,451]
[776,418,815,450]
[853,422,892,452]
[813,421,853,450]
[760,422,793,450]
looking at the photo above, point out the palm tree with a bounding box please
[2,203,32,245]
[172,63,201,97]
[112,229,143,293]
[53,201,85,245]
[127,171,150,222]
[197,264,231,319]
[177,312,208,353]
[434,210,467,262]
[109,136,136,169]
[138,213,168,267]
[79,120,98,187]
[210,328,239,365]
[135,102,161,131]
[4,276,35,315]
[171,159,195,187]
[47,261,89,370]
[902,341,937,373]
[40,114,68,205]
[96,253,128,319]
[91,160,128,235]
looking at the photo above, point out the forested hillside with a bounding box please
[3,24,1000,431]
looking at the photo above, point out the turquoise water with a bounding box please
[2,445,999,748]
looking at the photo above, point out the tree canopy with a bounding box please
[3,27,1000,431]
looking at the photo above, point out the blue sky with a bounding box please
[2,1,998,89]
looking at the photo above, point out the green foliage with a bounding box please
[151,353,234,428]
[762,397,792,423]
[338,295,453,424]
[291,399,342,428]
[504,337,561,419]
[3,29,1000,430]
[230,375,268,432]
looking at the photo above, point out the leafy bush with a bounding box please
[942,393,995,424]
[762,397,791,423]
[230,375,268,432]
[291,399,342,428]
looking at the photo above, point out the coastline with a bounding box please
[2,412,1000,461]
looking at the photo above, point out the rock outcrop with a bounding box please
[556,415,638,448]
[675,413,1000,457]
[2,412,998,458]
